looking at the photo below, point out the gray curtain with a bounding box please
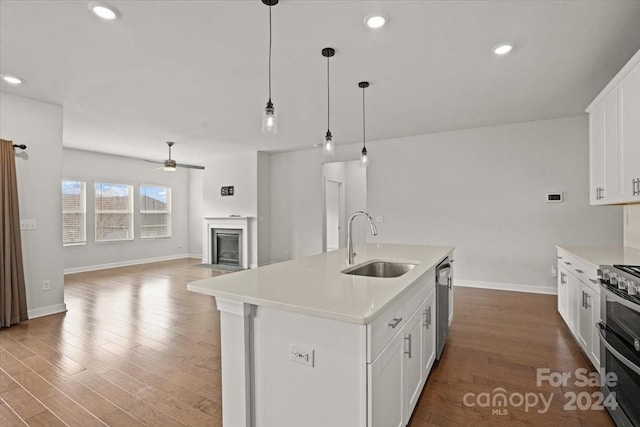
[0,139,28,327]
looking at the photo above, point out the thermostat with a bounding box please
[546,193,563,203]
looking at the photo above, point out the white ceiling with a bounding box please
[1,0,640,165]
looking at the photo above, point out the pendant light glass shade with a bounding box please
[359,81,370,168]
[263,99,277,133]
[262,0,278,133]
[360,147,368,168]
[323,131,335,156]
[322,47,336,156]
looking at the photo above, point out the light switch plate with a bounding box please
[20,219,37,230]
[290,345,314,367]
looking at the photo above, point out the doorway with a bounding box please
[325,179,342,251]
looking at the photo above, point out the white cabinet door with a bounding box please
[576,281,592,352]
[566,272,579,333]
[422,292,436,383]
[590,291,601,370]
[403,307,424,425]
[620,64,640,202]
[368,331,404,427]
[589,90,620,204]
[557,265,569,323]
[590,100,606,205]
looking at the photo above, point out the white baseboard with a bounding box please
[188,253,202,260]
[64,254,192,275]
[456,280,557,295]
[28,303,67,319]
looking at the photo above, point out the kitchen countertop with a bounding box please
[188,243,453,324]
[556,245,640,266]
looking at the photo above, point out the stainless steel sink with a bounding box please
[342,260,417,278]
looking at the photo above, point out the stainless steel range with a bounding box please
[598,265,640,427]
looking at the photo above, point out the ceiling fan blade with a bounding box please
[175,163,205,170]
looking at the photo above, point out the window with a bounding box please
[95,182,133,242]
[140,185,171,238]
[62,180,86,244]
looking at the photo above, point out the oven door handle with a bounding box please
[601,284,640,313]
[597,322,640,376]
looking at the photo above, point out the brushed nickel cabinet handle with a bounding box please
[564,261,572,265]
[404,334,412,358]
[388,318,402,328]
[575,269,584,274]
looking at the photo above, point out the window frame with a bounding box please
[62,179,87,246]
[94,181,134,243]
[139,184,172,239]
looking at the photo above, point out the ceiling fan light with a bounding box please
[164,159,177,172]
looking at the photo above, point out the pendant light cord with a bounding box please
[327,56,330,131]
[362,86,366,149]
[268,4,272,101]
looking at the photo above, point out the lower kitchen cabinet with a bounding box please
[403,305,424,425]
[422,291,436,386]
[368,332,404,427]
[556,248,601,371]
[369,290,437,427]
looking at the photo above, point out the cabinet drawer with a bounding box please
[557,250,599,294]
[367,293,407,363]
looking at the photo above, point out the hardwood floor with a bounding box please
[0,258,614,426]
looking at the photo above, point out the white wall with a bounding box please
[344,161,368,247]
[271,149,325,262]
[625,204,640,248]
[257,152,271,266]
[270,116,623,291]
[0,93,66,318]
[189,169,204,257]
[203,151,259,267]
[62,148,190,272]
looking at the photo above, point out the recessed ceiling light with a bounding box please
[1,75,23,85]
[493,43,513,55]
[365,15,387,29]
[88,1,119,20]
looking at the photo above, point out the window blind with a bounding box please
[140,185,171,238]
[95,182,133,242]
[62,180,86,244]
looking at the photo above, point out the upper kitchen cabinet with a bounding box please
[589,90,620,204]
[587,49,640,205]
[620,64,640,202]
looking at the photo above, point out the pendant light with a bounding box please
[358,81,370,168]
[322,47,336,156]
[262,0,278,133]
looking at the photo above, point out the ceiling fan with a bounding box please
[146,141,204,171]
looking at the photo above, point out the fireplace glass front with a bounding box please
[212,229,242,266]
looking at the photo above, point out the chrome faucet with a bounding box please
[346,211,378,265]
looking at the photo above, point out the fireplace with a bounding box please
[213,229,242,266]
[203,217,250,269]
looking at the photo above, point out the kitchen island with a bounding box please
[188,243,454,427]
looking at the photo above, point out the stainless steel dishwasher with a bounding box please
[436,257,452,360]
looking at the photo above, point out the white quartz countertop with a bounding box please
[556,245,640,267]
[188,243,453,325]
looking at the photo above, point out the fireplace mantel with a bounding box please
[203,217,250,269]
